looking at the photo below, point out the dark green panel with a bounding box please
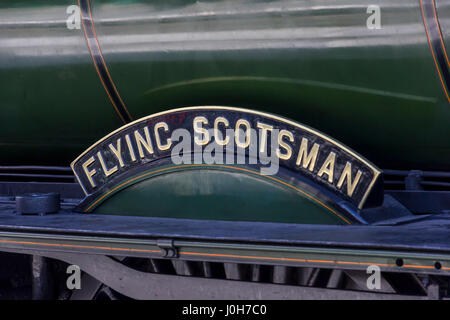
[0,0,449,171]
[134,77,449,170]
[92,0,450,170]
[94,169,348,225]
[0,0,124,165]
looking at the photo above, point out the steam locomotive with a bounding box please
[0,0,449,299]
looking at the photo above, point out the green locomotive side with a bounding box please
[0,0,449,172]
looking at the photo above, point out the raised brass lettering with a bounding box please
[276,130,294,160]
[134,127,154,158]
[256,122,273,153]
[318,152,336,183]
[235,119,251,148]
[337,162,362,197]
[125,134,136,162]
[193,116,210,146]
[296,138,320,171]
[154,122,172,151]
[97,151,118,177]
[109,139,124,167]
[214,117,230,146]
[82,156,97,188]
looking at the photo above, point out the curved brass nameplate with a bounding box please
[71,106,383,214]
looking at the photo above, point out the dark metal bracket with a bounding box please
[157,239,178,258]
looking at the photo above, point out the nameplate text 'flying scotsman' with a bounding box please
[71,106,383,212]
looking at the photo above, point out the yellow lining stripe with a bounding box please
[1,238,446,271]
